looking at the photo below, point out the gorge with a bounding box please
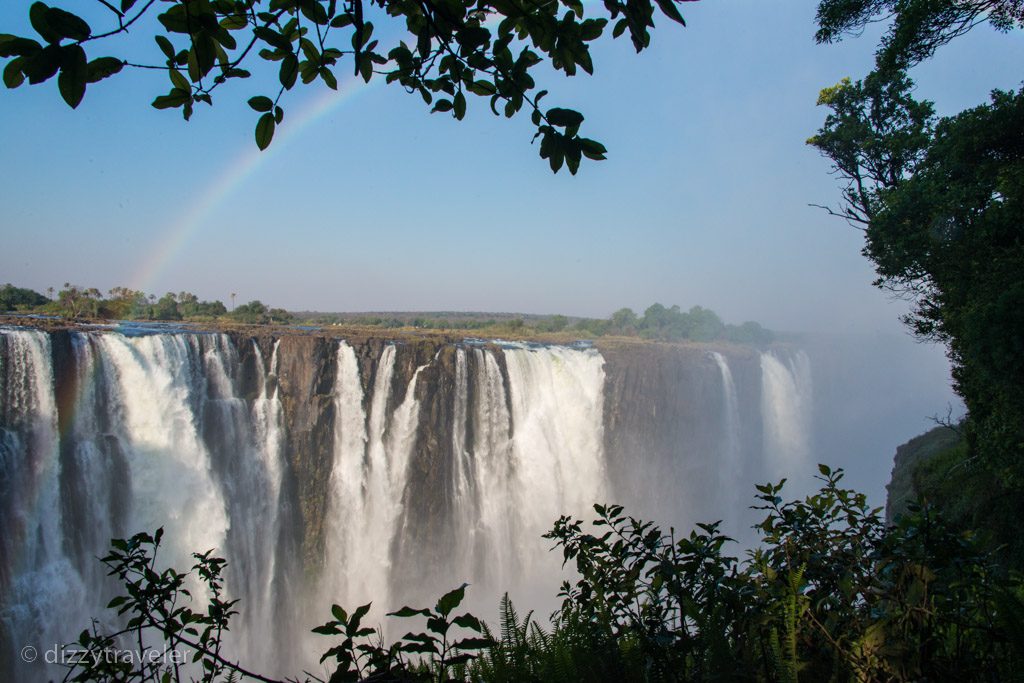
[2,324,820,679]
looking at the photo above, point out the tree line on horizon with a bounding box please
[2,283,774,345]
[304,304,774,344]
[0,282,294,326]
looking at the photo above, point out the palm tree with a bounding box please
[230,292,236,311]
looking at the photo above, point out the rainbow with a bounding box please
[127,0,615,297]
[128,78,377,295]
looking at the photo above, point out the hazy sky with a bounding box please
[1,1,1021,334]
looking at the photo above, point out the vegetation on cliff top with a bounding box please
[1,283,774,345]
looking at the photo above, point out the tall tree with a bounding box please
[810,2,1024,492]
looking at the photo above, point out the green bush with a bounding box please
[62,467,1022,682]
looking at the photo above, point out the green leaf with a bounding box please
[254,26,293,51]
[192,31,215,78]
[453,91,466,120]
[579,137,607,160]
[653,0,686,26]
[320,67,337,90]
[23,43,62,84]
[436,583,467,616]
[453,636,492,650]
[255,112,276,150]
[546,107,584,129]
[248,95,273,112]
[169,67,190,92]
[58,43,87,108]
[151,88,189,109]
[299,0,329,25]
[468,79,496,96]
[579,18,606,41]
[452,613,482,632]
[348,603,371,634]
[0,35,43,58]
[29,3,61,44]
[45,7,92,41]
[274,105,284,123]
[279,53,298,89]
[329,14,352,28]
[155,35,175,60]
[331,604,348,622]
[388,606,430,618]
[220,15,248,30]
[85,57,123,83]
[121,0,138,12]
[3,57,25,88]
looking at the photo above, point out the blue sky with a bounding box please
[1,0,1021,334]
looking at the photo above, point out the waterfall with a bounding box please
[0,330,71,682]
[760,349,813,477]
[0,326,816,681]
[94,333,228,569]
[320,344,425,622]
[322,340,369,603]
[500,345,607,599]
[464,348,514,585]
[711,351,742,510]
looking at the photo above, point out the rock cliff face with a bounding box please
[600,342,765,525]
[884,425,962,522]
[0,325,811,680]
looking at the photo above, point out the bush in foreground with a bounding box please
[61,466,1023,682]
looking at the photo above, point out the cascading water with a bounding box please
[711,351,742,511]
[319,344,427,620]
[760,349,813,477]
[0,326,815,681]
[0,330,69,682]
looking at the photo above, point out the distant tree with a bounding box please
[685,305,724,342]
[609,307,638,333]
[176,290,200,315]
[57,283,102,318]
[193,299,228,317]
[725,320,773,345]
[267,307,294,324]
[152,292,182,320]
[105,286,148,319]
[537,314,568,332]
[0,0,695,172]
[638,302,672,337]
[230,299,269,324]
[0,283,48,311]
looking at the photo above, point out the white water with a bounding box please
[760,349,813,478]
[711,351,742,510]
[319,344,427,627]
[0,330,76,682]
[501,345,607,598]
[95,333,228,571]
